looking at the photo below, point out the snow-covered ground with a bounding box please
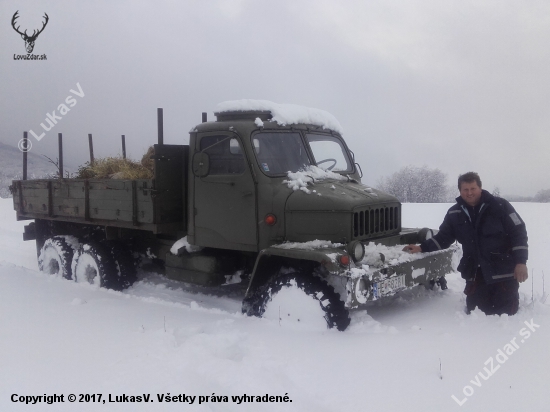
[1,198,549,411]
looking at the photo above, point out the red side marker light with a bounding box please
[265,214,277,226]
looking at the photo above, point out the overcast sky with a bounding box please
[1,0,549,196]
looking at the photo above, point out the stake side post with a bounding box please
[88,134,94,165]
[23,131,28,180]
[157,108,163,146]
[58,133,63,179]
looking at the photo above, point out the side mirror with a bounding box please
[192,152,210,177]
[355,162,363,178]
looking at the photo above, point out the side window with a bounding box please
[306,134,352,172]
[200,135,245,175]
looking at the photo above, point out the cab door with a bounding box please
[192,133,257,251]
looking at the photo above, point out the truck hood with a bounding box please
[285,180,399,212]
[283,179,402,243]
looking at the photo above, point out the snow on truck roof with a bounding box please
[216,99,344,134]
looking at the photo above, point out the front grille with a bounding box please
[353,204,400,239]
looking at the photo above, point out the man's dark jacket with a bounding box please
[420,190,528,284]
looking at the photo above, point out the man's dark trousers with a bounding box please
[465,268,519,315]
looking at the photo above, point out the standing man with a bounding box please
[403,172,528,315]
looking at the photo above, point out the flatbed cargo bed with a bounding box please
[11,144,187,235]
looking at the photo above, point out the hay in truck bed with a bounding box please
[11,144,187,236]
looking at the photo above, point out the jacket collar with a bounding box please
[456,190,493,224]
[455,189,493,208]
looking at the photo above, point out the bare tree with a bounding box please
[377,165,448,203]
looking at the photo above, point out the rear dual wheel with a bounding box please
[72,243,119,290]
[38,236,137,291]
[107,241,138,289]
[38,236,78,279]
[71,242,137,291]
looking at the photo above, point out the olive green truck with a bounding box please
[11,101,456,330]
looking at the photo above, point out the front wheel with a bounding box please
[243,270,350,331]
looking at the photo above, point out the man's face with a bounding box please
[460,181,482,206]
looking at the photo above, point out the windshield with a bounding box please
[306,134,353,172]
[252,132,311,176]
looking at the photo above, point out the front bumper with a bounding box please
[250,230,459,308]
[343,246,459,308]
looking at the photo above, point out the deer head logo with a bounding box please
[11,11,49,54]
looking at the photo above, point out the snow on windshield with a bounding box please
[283,165,347,194]
[217,99,344,134]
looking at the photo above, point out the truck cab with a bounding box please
[189,109,400,252]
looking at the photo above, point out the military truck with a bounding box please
[11,101,456,331]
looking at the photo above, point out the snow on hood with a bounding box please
[283,165,348,194]
[361,243,417,267]
[216,99,344,134]
[359,242,453,272]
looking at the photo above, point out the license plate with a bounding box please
[373,274,406,298]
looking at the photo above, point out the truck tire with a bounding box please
[71,243,123,290]
[243,270,350,331]
[105,241,138,289]
[38,236,77,279]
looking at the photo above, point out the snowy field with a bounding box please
[1,198,549,412]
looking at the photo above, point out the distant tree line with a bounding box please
[376,165,550,203]
[496,189,550,203]
[534,189,550,202]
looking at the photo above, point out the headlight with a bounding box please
[347,240,365,263]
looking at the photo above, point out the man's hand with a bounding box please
[514,263,528,283]
[402,244,422,254]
